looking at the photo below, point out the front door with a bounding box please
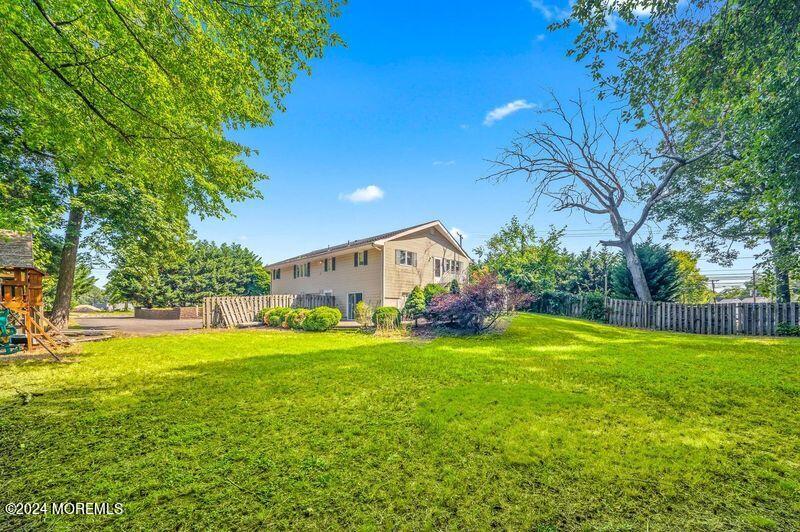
[347,292,363,320]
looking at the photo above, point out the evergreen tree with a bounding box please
[610,242,680,302]
[403,286,427,325]
[107,240,269,307]
[449,279,460,294]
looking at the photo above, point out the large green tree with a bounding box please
[0,0,341,326]
[474,217,570,295]
[672,250,714,304]
[560,247,619,295]
[106,240,269,308]
[563,0,800,301]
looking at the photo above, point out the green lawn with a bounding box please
[1,314,799,530]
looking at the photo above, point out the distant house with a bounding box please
[266,220,470,319]
[717,296,772,304]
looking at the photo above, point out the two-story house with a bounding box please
[266,220,471,319]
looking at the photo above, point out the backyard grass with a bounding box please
[1,314,799,530]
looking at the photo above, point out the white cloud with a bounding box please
[483,99,537,126]
[237,235,248,242]
[433,160,455,166]
[339,185,384,203]
[529,0,571,21]
[459,124,470,130]
[604,13,619,31]
[535,33,546,42]
[450,227,467,243]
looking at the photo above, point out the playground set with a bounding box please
[0,231,69,360]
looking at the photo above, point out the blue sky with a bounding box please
[96,0,756,288]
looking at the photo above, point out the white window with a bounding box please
[434,258,442,279]
[395,249,417,266]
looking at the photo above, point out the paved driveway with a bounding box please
[72,315,202,336]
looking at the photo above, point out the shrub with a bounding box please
[263,306,292,327]
[354,300,373,327]
[286,308,310,330]
[580,292,607,322]
[403,286,426,323]
[449,279,460,294]
[531,291,579,315]
[424,283,448,305]
[302,306,342,331]
[372,306,400,330]
[427,273,509,332]
[776,323,800,336]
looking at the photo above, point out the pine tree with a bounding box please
[403,286,427,325]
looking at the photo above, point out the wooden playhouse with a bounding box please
[0,231,68,358]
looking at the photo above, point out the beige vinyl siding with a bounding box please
[270,247,382,316]
[383,228,470,309]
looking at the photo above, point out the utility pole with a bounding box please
[457,232,463,249]
[752,268,757,303]
[711,279,717,296]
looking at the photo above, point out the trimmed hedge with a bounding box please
[372,306,400,330]
[302,306,342,331]
[286,308,310,330]
[263,307,292,327]
[776,323,800,336]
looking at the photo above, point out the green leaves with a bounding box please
[0,0,342,215]
[106,240,270,307]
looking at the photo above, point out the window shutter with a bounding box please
[395,249,401,264]
[307,262,311,277]
[354,252,358,267]
[363,251,368,265]
[332,257,336,270]
[412,252,417,267]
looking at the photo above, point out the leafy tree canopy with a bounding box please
[0,0,342,194]
[562,0,800,300]
[672,250,713,304]
[474,216,570,295]
[106,240,269,308]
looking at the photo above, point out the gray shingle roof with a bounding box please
[267,220,444,267]
[0,230,35,269]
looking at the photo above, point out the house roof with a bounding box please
[0,230,35,269]
[717,297,771,304]
[266,220,470,268]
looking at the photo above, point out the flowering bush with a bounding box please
[427,273,528,332]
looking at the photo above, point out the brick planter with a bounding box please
[134,306,200,320]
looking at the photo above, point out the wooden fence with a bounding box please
[544,296,800,336]
[203,294,335,328]
[606,299,800,336]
